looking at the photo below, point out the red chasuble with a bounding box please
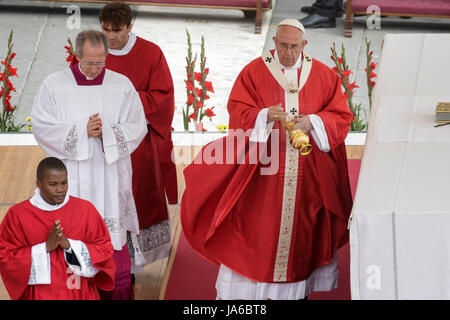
[181,53,354,283]
[0,197,116,300]
[104,37,177,229]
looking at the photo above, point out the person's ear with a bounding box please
[36,179,42,190]
[127,23,133,33]
[301,39,308,51]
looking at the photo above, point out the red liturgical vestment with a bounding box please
[0,197,115,299]
[181,53,353,283]
[106,36,178,224]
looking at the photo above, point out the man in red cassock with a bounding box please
[0,157,115,300]
[181,18,354,300]
[97,2,175,271]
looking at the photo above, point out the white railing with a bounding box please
[0,131,366,146]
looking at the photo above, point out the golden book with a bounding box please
[435,102,450,122]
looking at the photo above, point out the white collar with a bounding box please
[29,188,70,211]
[274,50,303,70]
[78,63,95,80]
[108,33,137,56]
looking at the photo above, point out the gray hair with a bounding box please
[75,30,109,59]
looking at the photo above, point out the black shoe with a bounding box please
[300,13,336,28]
[300,6,344,18]
[131,273,135,285]
[300,6,313,14]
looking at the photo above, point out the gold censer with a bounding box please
[283,121,312,156]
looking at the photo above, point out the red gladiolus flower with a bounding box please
[5,100,14,112]
[205,81,214,93]
[183,31,215,129]
[187,112,196,122]
[369,80,376,87]
[341,70,353,79]
[348,81,359,92]
[204,107,215,119]
[185,67,193,79]
[195,88,209,100]
[186,93,195,106]
[10,53,16,60]
[6,79,15,92]
[196,100,203,109]
[370,62,376,70]
[194,72,202,82]
[369,70,377,79]
[8,65,17,77]
[184,80,195,91]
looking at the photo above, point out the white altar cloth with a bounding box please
[349,34,450,300]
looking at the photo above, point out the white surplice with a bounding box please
[28,189,100,285]
[31,68,147,251]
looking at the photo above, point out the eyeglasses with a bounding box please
[80,62,106,67]
[277,43,302,51]
[275,39,302,51]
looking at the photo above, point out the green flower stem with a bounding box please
[1,30,14,132]
[365,37,374,111]
[330,42,367,132]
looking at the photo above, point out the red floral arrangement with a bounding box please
[330,37,377,132]
[364,38,377,111]
[65,37,75,64]
[183,30,215,131]
[0,30,24,132]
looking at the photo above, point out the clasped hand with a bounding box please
[87,113,102,138]
[46,220,70,252]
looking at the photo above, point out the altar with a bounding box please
[349,34,450,299]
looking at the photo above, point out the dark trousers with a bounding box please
[310,0,344,17]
